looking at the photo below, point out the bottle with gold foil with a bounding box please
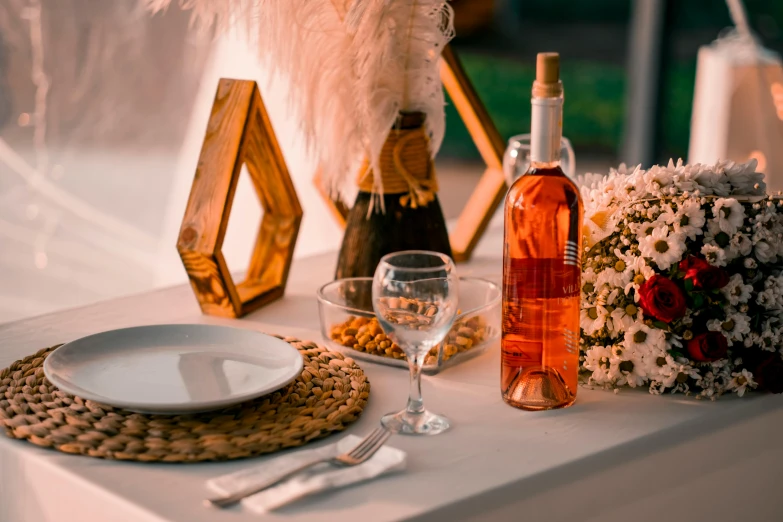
[501,53,583,410]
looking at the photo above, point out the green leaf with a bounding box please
[652,320,670,330]
[692,294,704,309]
[753,314,762,330]
[684,279,694,292]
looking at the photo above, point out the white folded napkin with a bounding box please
[207,434,406,513]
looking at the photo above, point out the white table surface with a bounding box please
[2,227,783,522]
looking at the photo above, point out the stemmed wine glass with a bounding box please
[372,250,459,435]
[503,133,576,186]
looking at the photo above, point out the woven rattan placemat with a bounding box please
[0,337,370,462]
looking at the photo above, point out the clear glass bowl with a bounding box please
[317,277,500,374]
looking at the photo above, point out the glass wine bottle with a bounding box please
[502,53,583,410]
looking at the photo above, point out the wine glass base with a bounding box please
[381,409,450,436]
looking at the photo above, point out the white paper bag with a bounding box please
[688,28,783,193]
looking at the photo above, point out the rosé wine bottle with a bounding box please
[502,53,583,410]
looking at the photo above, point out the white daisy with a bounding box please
[693,166,731,196]
[725,159,766,195]
[702,220,734,264]
[701,243,727,267]
[721,274,753,305]
[752,217,777,246]
[647,352,676,386]
[582,266,598,285]
[615,350,648,388]
[643,165,674,194]
[726,368,756,397]
[727,312,752,341]
[622,322,666,353]
[661,360,701,389]
[693,364,728,399]
[712,198,746,234]
[610,303,641,332]
[599,261,632,290]
[707,311,751,345]
[755,240,777,264]
[629,220,660,240]
[576,172,607,190]
[581,268,599,307]
[600,289,624,334]
[704,217,724,237]
[583,345,613,385]
[671,168,700,194]
[618,166,648,200]
[654,203,677,225]
[755,330,778,352]
[757,288,777,308]
[580,305,608,336]
[727,232,753,258]
[616,250,655,297]
[639,226,685,270]
[673,198,706,240]
[764,276,783,297]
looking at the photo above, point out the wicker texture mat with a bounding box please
[0,338,370,462]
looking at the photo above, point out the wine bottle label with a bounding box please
[502,257,580,299]
[530,98,563,164]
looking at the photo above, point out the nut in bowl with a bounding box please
[317,277,500,373]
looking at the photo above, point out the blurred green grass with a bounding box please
[440,51,698,162]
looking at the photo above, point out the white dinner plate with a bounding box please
[43,324,304,414]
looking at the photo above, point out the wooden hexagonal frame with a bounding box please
[439,45,505,262]
[313,45,505,262]
[178,78,302,318]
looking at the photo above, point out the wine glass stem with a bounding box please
[406,352,425,415]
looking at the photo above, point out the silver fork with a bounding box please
[205,426,392,508]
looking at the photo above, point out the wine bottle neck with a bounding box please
[529,96,563,166]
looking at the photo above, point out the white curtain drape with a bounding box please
[0,1,343,322]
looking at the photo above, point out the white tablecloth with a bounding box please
[2,228,782,522]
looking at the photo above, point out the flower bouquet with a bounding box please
[579,159,783,398]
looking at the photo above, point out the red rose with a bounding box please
[687,332,729,362]
[679,256,710,273]
[755,356,783,394]
[679,256,729,290]
[638,275,687,323]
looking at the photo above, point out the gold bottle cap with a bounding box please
[532,52,563,98]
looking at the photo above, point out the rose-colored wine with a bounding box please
[502,53,583,410]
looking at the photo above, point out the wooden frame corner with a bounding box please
[177,78,302,318]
